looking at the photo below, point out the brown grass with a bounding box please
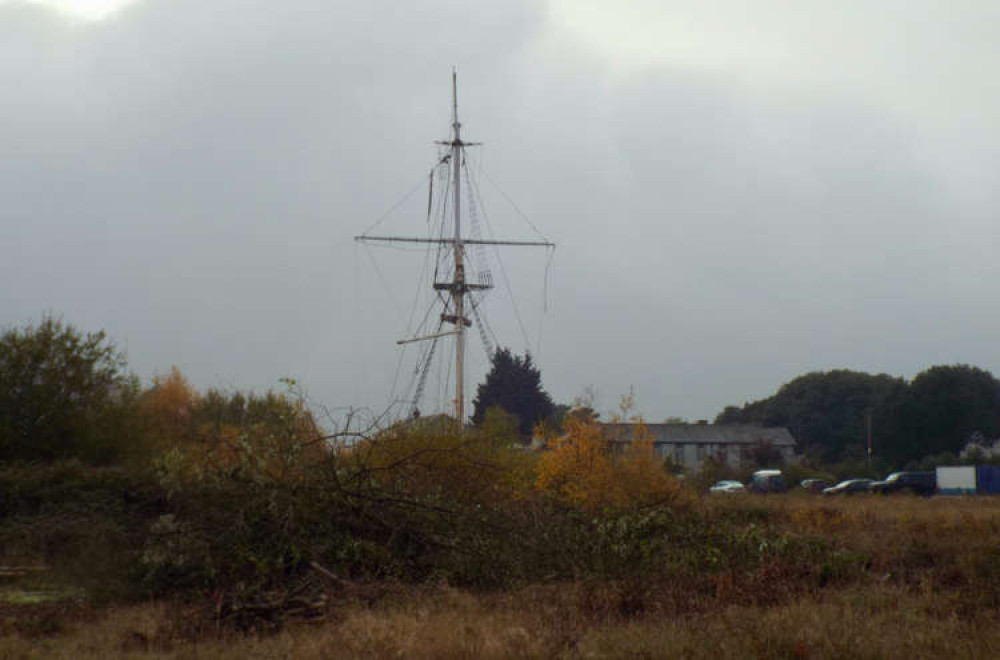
[3,494,999,659]
[2,583,999,659]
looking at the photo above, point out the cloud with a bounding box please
[2,0,999,422]
[1,0,140,22]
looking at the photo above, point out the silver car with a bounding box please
[709,480,746,494]
[821,479,874,496]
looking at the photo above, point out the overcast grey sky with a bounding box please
[3,0,999,422]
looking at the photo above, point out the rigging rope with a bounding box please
[395,303,433,416]
[411,328,442,413]
[362,244,408,327]
[427,168,433,223]
[478,165,552,243]
[432,161,452,287]
[365,159,453,423]
[535,246,556,356]
[388,341,408,417]
[463,162,492,284]
[359,172,433,237]
[405,192,441,341]
[467,172,535,353]
[468,296,494,359]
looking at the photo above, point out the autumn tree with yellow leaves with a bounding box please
[136,368,326,484]
[138,366,199,455]
[534,408,686,513]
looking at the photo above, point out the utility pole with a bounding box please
[355,72,554,426]
[866,411,873,468]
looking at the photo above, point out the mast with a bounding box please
[450,70,466,424]
[356,73,554,426]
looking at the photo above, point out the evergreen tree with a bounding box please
[471,348,554,437]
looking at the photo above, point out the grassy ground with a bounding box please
[1,582,998,658]
[2,494,999,659]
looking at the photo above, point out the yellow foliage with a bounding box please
[534,415,685,512]
[535,415,612,509]
[138,366,199,452]
[142,369,327,483]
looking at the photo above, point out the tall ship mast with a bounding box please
[356,72,554,424]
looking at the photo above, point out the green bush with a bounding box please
[0,461,164,601]
[0,316,139,464]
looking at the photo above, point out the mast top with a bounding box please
[451,69,461,142]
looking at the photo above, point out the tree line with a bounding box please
[5,314,997,474]
[715,366,1000,467]
[0,315,319,466]
[463,340,1000,472]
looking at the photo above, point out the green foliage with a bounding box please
[0,316,138,464]
[471,348,554,437]
[0,461,163,601]
[893,365,1000,462]
[715,369,904,464]
[716,365,1000,467]
[196,387,316,434]
[478,406,521,447]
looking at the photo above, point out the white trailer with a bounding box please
[936,466,977,495]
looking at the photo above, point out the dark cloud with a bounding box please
[2,0,998,422]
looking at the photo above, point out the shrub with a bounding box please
[0,460,164,600]
[535,415,687,513]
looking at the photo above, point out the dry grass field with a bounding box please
[3,494,1000,659]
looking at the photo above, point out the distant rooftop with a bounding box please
[602,423,796,447]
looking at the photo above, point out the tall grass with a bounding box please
[2,581,999,658]
[3,494,1000,658]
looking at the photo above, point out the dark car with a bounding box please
[822,479,874,496]
[869,472,936,496]
[747,470,787,494]
[800,478,832,493]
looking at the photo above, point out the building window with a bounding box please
[697,444,706,461]
[673,444,684,464]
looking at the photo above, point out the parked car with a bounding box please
[709,480,746,494]
[869,472,936,496]
[747,469,787,494]
[822,479,874,496]
[800,478,832,493]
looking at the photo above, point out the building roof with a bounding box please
[603,423,796,447]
